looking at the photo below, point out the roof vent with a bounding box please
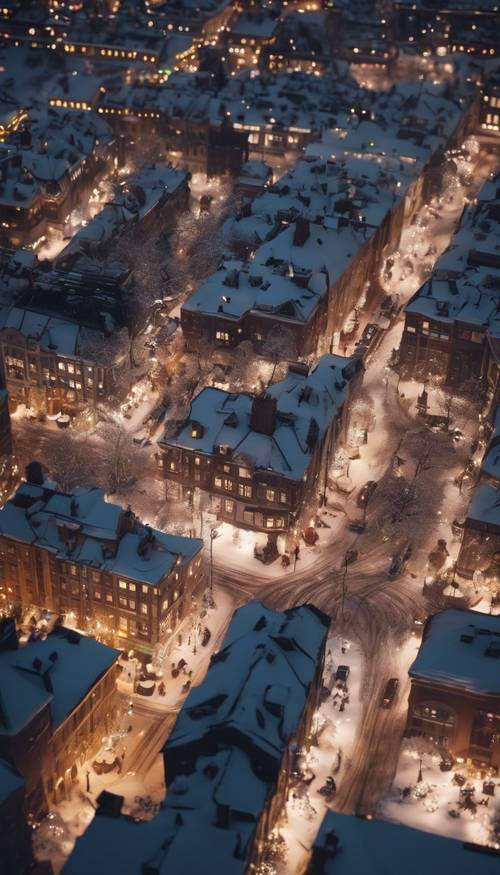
[485,642,500,658]
[460,633,474,644]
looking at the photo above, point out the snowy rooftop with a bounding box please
[0,108,115,210]
[183,233,330,324]
[56,163,187,262]
[0,484,203,586]
[166,600,330,760]
[480,407,500,483]
[0,625,119,736]
[409,609,500,696]
[64,601,329,875]
[160,355,361,480]
[405,172,500,335]
[309,811,500,875]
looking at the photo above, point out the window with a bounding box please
[266,488,275,502]
[119,580,127,590]
[215,330,230,342]
[129,583,136,592]
[238,483,252,498]
[471,331,483,343]
[119,617,127,631]
[224,499,234,513]
[223,478,233,491]
[106,592,113,603]
[141,603,148,615]
[214,476,222,489]
[421,320,430,335]
[406,325,416,334]
[223,464,231,473]
[239,467,251,479]
[243,510,254,525]
[119,596,127,608]
[129,600,135,611]
[94,589,101,600]
[194,456,201,466]
[69,564,78,577]
[142,585,149,594]
[162,598,169,611]
[280,491,287,504]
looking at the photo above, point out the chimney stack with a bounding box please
[293,217,310,247]
[250,394,277,436]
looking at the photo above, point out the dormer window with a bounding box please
[191,421,204,439]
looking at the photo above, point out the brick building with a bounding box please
[405,609,500,768]
[158,354,362,545]
[0,618,119,818]
[0,480,205,655]
[63,600,330,875]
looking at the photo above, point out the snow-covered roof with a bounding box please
[467,481,500,529]
[480,406,500,482]
[56,163,187,263]
[409,609,500,696]
[160,355,361,480]
[0,306,80,355]
[167,600,330,759]
[0,626,119,736]
[405,172,500,337]
[182,240,329,324]
[64,600,329,875]
[0,484,203,586]
[309,811,500,875]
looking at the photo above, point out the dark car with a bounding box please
[355,322,379,351]
[381,678,399,707]
[440,752,454,772]
[335,665,350,684]
[357,480,378,508]
[388,542,412,578]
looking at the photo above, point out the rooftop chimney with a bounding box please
[25,460,44,485]
[250,394,277,436]
[95,791,124,819]
[293,217,310,247]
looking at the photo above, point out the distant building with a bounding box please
[399,172,500,388]
[393,0,499,58]
[480,66,500,137]
[0,109,120,248]
[63,600,330,875]
[307,810,500,875]
[0,618,119,818]
[55,163,189,270]
[405,609,500,768]
[158,355,362,545]
[0,481,205,654]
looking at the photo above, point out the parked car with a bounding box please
[440,752,454,772]
[335,665,350,684]
[388,542,412,578]
[381,678,399,708]
[357,480,378,508]
[355,322,379,351]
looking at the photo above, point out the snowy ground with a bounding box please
[381,744,500,849]
[279,632,365,873]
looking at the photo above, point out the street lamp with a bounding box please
[209,526,221,594]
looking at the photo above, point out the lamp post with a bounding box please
[209,527,220,594]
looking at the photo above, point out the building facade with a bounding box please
[158,355,362,542]
[0,480,205,655]
[0,618,119,818]
[405,609,500,769]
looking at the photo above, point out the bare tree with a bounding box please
[260,325,298,386]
